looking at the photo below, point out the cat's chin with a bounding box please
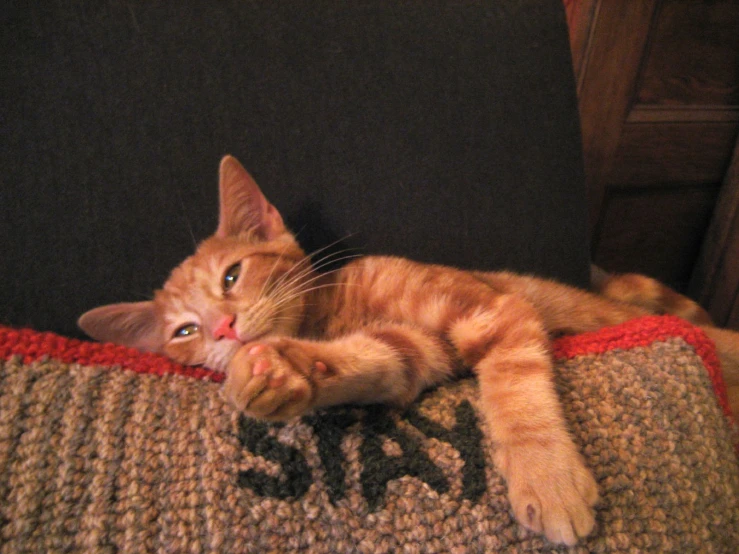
[205,339,245,373]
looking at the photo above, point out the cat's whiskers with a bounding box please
[245,273,354,335]
[264,240,334,293]
[269,313,302,323]
[309,251,363,274]
[265,253,327,300]
[236,244,361,344]
[265,237,360,298]
[302,234,359,271]
[265,265,351,311]
[267,282,358,315]
[269,315,304,330]
[265,251,361,306]
[239,252,319,333]
[277,257,361,297]
[260,264,320,311]
[257,240,295,301]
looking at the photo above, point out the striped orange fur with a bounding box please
[592,270,714,326]
[79,156,739,546]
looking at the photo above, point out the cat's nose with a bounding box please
[213,314,238,340]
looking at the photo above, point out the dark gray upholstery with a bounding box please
[1,0,589,337]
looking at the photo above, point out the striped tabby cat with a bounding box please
[79,156,739,546]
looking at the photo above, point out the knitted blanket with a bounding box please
[1,316,737,553]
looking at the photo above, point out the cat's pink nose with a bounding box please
[213,315,237,340]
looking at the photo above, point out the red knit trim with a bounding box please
[0,327,224,383]
[553,315,731,419]
[0,316,729,417]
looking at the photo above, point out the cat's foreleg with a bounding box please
[223,323,457,421]
[448,293,598,546]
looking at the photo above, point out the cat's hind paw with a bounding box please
[500,444,598,546]
[223,342,315,421]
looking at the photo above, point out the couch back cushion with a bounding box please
[1,0,588,336]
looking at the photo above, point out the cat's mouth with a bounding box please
[206,331,269,373]
[239,331,269,345]
[228,327,271,347]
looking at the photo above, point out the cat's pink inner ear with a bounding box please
[78,301,162,352]
[216,155,286,240]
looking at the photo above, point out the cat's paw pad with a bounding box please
[223,342,314,421]
[502,445,598,546]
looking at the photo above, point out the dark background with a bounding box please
[1,0,589,337]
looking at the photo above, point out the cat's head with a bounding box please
[78,156,309,371]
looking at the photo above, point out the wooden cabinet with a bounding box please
[691,142,739,328]
[566,0,739,328]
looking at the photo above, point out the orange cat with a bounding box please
[79,155,739,546]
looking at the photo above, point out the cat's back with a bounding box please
[336,255,467,298]
[314,255,495,337]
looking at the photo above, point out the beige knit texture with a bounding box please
[1,338,738,553]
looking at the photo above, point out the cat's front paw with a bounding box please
[499,443,598,546]
[223,341,316,421]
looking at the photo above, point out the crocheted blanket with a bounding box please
[1,316,737,553]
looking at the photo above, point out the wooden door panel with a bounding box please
[573,0,658,231]
[570,0,739,309]
[690,142,739,328]
[636,0,739,106]
[593,186,720,289]
[607,123,737,185]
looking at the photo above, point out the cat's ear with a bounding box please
[78,301,163,352]
[216,155,286,240]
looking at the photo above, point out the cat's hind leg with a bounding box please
[447,292,598,546]
[474,270,648,335]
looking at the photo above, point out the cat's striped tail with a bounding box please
[590,266,714,326]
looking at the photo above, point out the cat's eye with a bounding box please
[223,262,242,292]
[173,323,200,338]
